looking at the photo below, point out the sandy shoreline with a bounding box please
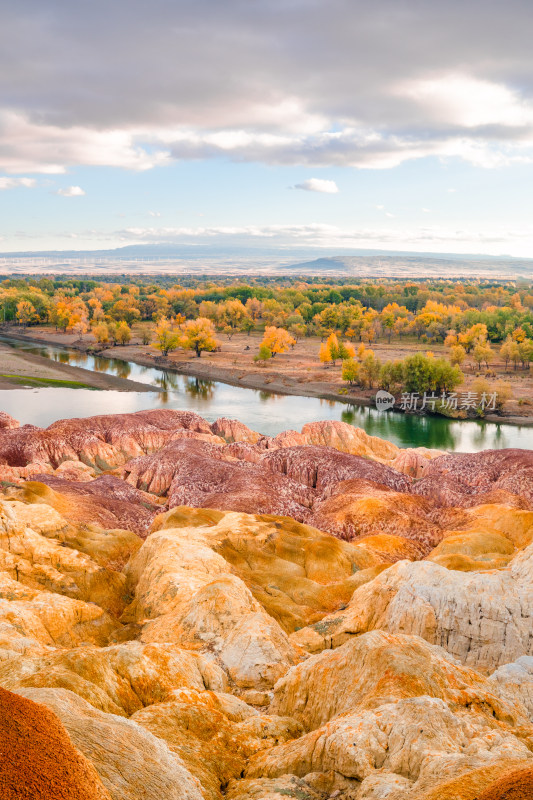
[3,326,533,427]
[0,341,158,392]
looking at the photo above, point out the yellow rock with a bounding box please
[464,504,533,549]
[427,530,515,572]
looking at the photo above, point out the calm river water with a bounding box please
[0,336,532,452]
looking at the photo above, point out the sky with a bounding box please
[2,0,533,257]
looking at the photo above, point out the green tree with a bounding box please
[402,353,436,394]
[401,353,462,394]
[518,339,533,368]
[359,352,382,388]
[379,360,404,392]
[473,342,493,370]
[254,343,272,364]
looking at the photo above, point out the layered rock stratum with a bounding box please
[0,408,532,798]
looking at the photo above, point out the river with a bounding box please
[0,335,532,452]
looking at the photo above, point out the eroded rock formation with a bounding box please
[0,409,532,799]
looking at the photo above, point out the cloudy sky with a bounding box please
[2,0,533,256]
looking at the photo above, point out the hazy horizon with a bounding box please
[1,245,533,280]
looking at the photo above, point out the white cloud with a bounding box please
[400,74,533,129]
[116,223,338,244]
[5,218,533,257]
[0,177,36,189]
[292,178,339,193]
[56,185,86,197]
[3,4,533,175]
[98,221,533,257]
[148,210,161,217]
[0,111,169,174]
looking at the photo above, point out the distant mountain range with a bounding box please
[0,244,532,279]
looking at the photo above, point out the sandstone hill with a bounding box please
[0,409,532,798]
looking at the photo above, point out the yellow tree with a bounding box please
[180,317,219,357]
[16,300,36,327]
[463,323,488,352]
[88,298,105,321]
[153,317,181,356]
[393,317,410,340]
[245,297,264,320]
[356,343,367,361]
[449,344,466,366]
[198,301,218,321]
[325,333,340,364]
[444,331,458,348]
[319,334,354,366]
[218,299,249,338]
[115,320,132,345]
[92,321,109,344]
[518,339,533,368]
[50,299,71,331]
[261,326,295,357]
[342,358,359,384]
[110,298,141,325]
[500,337,516,370]
[319,341,332,367]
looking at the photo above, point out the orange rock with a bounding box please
[0,686,110,800]
[477,765,533,800]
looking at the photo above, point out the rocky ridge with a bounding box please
[0,409,531,798]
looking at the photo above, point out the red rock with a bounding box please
[22,476,160,537]
[210,418,262,444]
[260,445,411,492]
[0,412,19,430]
[220,442,265,463]
[421,449,533,507]
[311,478,441,551]
[390,449,432,478]
[0,409,213,470]
[121,438,231,496]
[0,686,110,799]
[132,439,316,520]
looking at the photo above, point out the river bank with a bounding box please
[0,340,159,392]
[3,326,533,427]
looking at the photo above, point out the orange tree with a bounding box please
[261,326,295,357]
